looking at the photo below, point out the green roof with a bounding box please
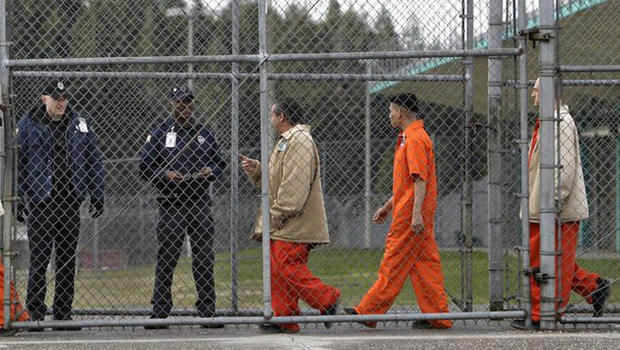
[370,0,608,94]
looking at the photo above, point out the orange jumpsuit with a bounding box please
[528,122,601,322]
[354,119,452,329]
[271,240,341,332]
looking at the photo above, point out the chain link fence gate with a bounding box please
[0,0,616,331]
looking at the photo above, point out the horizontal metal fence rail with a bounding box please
[558,65,620,73]
[11,311,526,330]
[560,317,620,324]
[5,49,522,67]
[505,79,620,86]
[60,305,616,317]
[13,70,466,82]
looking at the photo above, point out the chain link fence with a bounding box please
[0,0,617,331]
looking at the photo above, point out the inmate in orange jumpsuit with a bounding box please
[528,123,600,322]
[354,119,451,329]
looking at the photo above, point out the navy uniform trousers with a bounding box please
[151,196,216,318]
[26,192,81,321]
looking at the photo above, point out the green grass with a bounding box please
[14,248,618,311]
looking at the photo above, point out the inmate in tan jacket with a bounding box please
[528,105,589,222]
[247,124,330,244]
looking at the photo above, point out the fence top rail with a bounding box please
[559,65,620,73]
[505,79,620,87]
[5,49,522,68]
[12,70,465,82]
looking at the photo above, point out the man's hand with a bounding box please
[15,201,27,223]
[89,198,104,219]
[411,210,424,234]
[197,166,213,179]
[239,154,259,173]
[165,170,184,183]
[373,205,390,224]
[270,215,284,230]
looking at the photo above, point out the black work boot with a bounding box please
[592,278,611,317]
[510,319,540,330]
[324,297,340,329]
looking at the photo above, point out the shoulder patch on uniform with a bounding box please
[276,139,288,151]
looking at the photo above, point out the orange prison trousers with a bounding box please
[270,240,341,332]
[529,222,600,321]
[355,224,452,329]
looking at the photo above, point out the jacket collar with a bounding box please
[402,119,424,137]
[30,105,75,124]
[279,124,310,140]
[166,116,199,131]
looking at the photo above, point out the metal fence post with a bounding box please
[517,0,531,328]
[230,0,240,314]
[538,0,557,331]
[258,0,272,320]
[93,219,100,269]
[487,0,505,311]
[0,0,13,330]
[461,0,474,313]
[617,134,620,253]
[364,62,372,249]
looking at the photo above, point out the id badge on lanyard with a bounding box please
[166,126,177,148]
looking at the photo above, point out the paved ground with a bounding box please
[1,321,618,349]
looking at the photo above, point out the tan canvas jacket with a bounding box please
[529,105,589,222]
[247,124,330,243]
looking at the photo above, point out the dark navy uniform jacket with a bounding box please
[139,117,225,200]
[17,106,105,204]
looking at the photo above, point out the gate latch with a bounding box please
[519,27,554,48]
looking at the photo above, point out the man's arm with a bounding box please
[240,154,261,188]
[411,175,426,234]
[16,119,29,212]
[139,130,170,185]
[373,196,393,224]
[556,114,578,204]
[87,127,105,202]
[204,130,226,177]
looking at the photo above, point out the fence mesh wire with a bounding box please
[2,0,618,330]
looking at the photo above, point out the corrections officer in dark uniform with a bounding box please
[17,81,105,328]
[139,85,225,329]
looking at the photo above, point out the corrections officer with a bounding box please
[345,93,452,329]
[17,81,105,328]
[139,85,226,329]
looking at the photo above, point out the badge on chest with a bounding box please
[78,118,89,133]
[276,139,288,151]
[165,132,177,148]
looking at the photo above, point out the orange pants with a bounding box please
[355,225,452,329]
[529,222,600,321]
[270,240,341,332]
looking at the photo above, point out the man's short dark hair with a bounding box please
[273,97,303,124]
[389,93,419,113]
